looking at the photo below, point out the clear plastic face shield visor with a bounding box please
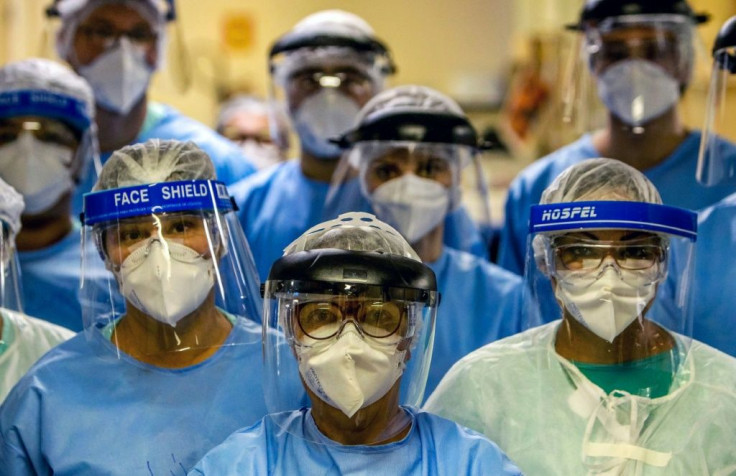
[80,179,262,362]
[268,45,393,160]
[0,90,98,187]
[524,201,697,379]
[563,15,702,133]
[697,33,736,185]
[262,250,438,446]
[327,111,492,249]
[0,222,23,313]
[44,0,192,95]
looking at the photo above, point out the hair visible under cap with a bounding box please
[93,139,215,191]
[540,157,662,205]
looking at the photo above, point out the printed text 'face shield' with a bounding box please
[262,250,438,446]
[81,179,262,364]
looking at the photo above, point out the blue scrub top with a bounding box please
[425,247,523,396]
[189,406,522,475]
[232,161,490,282]
[72,102,256,215]
[17,224,109,332]
[0,318,288,476]
[497,132,736,275]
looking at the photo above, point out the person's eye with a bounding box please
[119,228,144,243]
[373,164,400,181]
[127,28,156,43]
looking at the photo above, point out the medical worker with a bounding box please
[230,10,487,281]
[497,0,736,277]
[0,178,73,402]
[216,94,290,171]
[671,16,736,356]
[0,58,110,331]
[426,158,736,475]
[46,0,256,214]
[190,212,522,475]
[0,140,285,475]
[336,85,523,394]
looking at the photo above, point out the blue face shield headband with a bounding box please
[0,90,90,134]
[82,179,233,225]
[529,201,697,241]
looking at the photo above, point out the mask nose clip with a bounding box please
[596,256,623,279]
[335,318,366,340]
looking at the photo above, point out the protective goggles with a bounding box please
[0,118,79,148]
[551,235,667,272]
[293,296,409,340]
[286,67,375,98]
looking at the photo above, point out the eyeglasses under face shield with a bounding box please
[548,233,669,286]
[275,283,432,347]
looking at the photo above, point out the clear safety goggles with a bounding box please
[551,235,667,272]
[0,117,79,149]
[584,15,693,73]
[286,67,376,99]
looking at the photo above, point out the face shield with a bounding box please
[80,179,262,362]
[0,222,23,313]
[262,214,438,445]
[0,87,98,205]
[696,19,736,186]
[524,200,696,389]
[328,106,491,249]
[269,43,393,160]
[564,14,702,132]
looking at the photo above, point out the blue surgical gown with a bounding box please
[18,224,110,332]
[72,102,256,215]
[425,247,523,396]
[0,319,279,476]
[497,132,736,275]
[189,406,522,475]
[231,161,489,281]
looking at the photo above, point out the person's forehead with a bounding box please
[557,229,659,242]
[600,25,678,44]
[225,112,270,133]
[371,146,448,163]
[80,3,153,28]
[292,59,366,76]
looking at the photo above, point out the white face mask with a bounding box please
[78,38,153,115]
[292,88,360,159]
[296,327,406,418]
[555,266,657,343]
[0,132,74,214]
[119,239,215,327]
[596,59,681,126]
[370,174,450,244]
[240,140,284,170]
